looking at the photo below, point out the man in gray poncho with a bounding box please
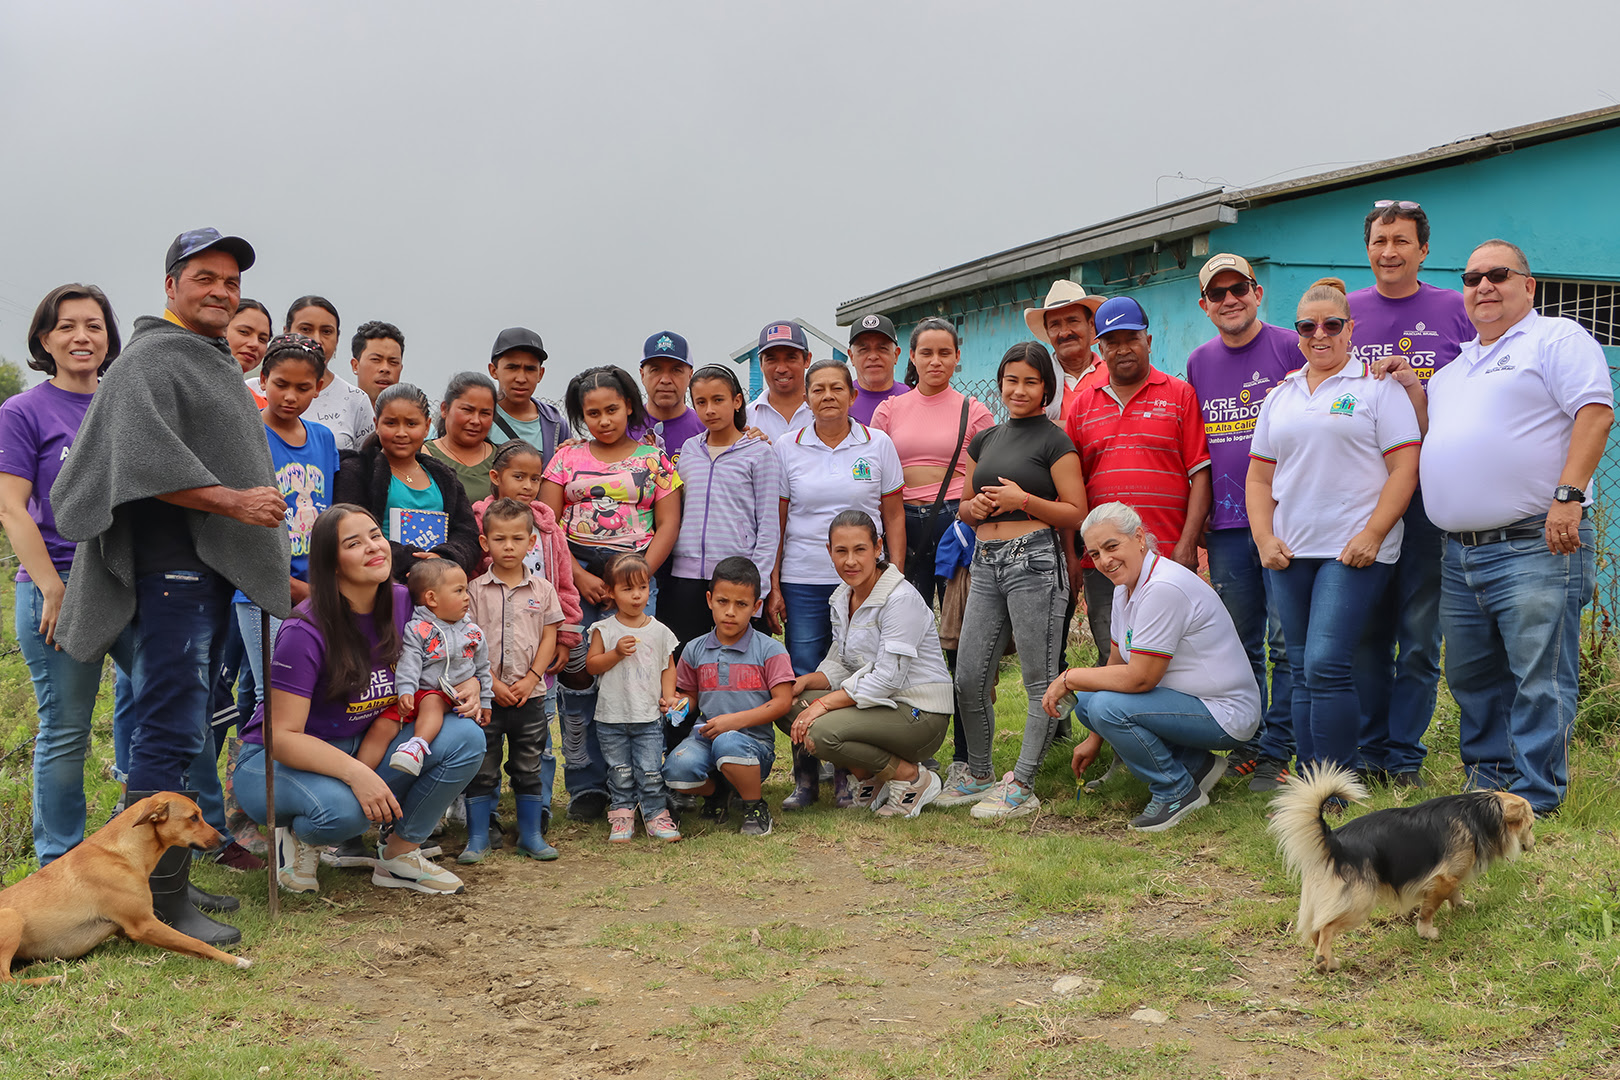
[54,228,291,945]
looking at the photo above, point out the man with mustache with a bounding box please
[53,228,291,947]
[1024,280,1106,424]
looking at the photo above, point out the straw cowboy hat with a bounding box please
[1024,280,1106,343]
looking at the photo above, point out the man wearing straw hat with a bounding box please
[1025,279,1107,424]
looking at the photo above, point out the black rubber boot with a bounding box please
[128,789,243,946]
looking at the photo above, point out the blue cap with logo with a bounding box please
[757,320,809,353]
[165,227,255,276]
[1094,295,1150,335]
[641,330,691,366]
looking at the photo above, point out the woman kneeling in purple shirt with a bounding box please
[233,505,483,896]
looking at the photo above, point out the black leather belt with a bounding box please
[1448,509,1585,548]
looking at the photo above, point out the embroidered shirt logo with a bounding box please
[1329,394,1358,417]
[1485,353,1515,373]
[851,458,873,481]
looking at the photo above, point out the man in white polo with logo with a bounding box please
[1420,238,1613,816]
[1024,280,1106,423]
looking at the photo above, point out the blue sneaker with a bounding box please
[936,763,996,807]
[970,774,1040,820]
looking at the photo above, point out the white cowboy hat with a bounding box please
[1024,280,1106,343]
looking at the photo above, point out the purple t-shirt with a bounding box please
[1185,323,1299,531]
[628,408,707,464]
[0,381,96,582]
[1348,282,1473,383]
[241,583,412,744]
[850,383,908,425]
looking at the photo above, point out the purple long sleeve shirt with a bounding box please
[669,432,782,597]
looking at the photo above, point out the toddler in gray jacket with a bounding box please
[358,558,493,776]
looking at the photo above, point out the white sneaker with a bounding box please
[850,776,889,811]
[874,769,943,819]
[275,827,320,894]
[389,736,431,776]
[371,845,465,894]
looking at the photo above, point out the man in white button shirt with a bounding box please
[747,321,815,442]
[1024,280,1106,424]
[1419,239,1613,815]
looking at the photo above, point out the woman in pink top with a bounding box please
[870,317,995,607]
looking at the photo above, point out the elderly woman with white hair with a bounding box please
[1040,502,1261,831]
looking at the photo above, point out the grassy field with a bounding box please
[3,547,1619,1080]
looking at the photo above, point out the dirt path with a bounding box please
[293,825,1331,1079]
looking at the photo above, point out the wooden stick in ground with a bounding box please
[261,608,279,920]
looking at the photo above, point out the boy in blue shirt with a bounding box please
[664,558,795,836]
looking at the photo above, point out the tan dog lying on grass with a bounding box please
[0,793,252,984]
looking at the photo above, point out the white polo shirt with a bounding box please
[775,422,903,585]
[1249,359,1421,563]
[747,391,814,444]
[1420,311,1613,533]
[1110,551,1261,740]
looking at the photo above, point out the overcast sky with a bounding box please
[3,1,1617,402]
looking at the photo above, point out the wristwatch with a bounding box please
[1554,485,1583,504]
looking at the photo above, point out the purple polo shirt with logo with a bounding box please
[0,381,96,582]
[1347,282,1473,383]
[1185,322,1299,530]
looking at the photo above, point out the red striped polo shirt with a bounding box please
[1065,366,1210,564]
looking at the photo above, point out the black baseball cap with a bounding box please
[165,228,255,276]
[849,313,897,346]
[490,326,548,364]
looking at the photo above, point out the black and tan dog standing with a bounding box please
[1270,764,1536,972]
[0,792,253,984]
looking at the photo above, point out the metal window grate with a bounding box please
[1538,279,1619,346]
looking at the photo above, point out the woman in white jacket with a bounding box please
[783,511,953,818]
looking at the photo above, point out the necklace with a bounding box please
[390,459,425,485]
[435,437,490,468]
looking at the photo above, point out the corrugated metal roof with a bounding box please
[836,104,1620,323]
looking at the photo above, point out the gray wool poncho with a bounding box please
[52,315,292,663]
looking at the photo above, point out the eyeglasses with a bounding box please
[1460,266,1530,289]
[1373,200,1421,210]
[1203,279,1256,303]
[1294,318,1348,338]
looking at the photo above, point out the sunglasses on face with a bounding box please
[1203,279,1256,303]
[1460,266,1530,289]
[1294,318,1348,338]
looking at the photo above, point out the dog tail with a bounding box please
[1267,763,1367,880]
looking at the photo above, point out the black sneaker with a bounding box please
[701,783,732,827]
[566,790,609,821]
[320,835,378,868]
[1225,747,1261,779]
[1247,755,1292,793]
[670,791,700,813]
[1128,790,1210,832]
[1389,771,1426,790]
[1190,753,1226,798]
[739,800,774,837]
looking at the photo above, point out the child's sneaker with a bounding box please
[371,845,465,894]
[1247,755,1292,793]
[607,808,636,843]
[275,827,320,894]
[644,809,682,843]
[874,769,942,819]
[935,767,995,807]
[971,774,1041,820]
[849,775,889,811]
[389,736,431,776]
[701,777,733,826]
[739,800,774,837]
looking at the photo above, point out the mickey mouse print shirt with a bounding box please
[775,421,904,585]
[543,442,682,553]
[1248,358,1420,563]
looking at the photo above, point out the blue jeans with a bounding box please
[234,602,283,707]
[1078,686,1246,804]
[955,529,1068,784]
[1206,528,1291,758]
[1440,519,1593,814]
[596,721,668,814]
[664,729,777,790]
[1353,492,1444,774]
[106,570,234,792]
[232,713,483,845]
[557,575,656,802]
[19,573,109,864]
[781,581,838,677]
[1268,558,1393,771]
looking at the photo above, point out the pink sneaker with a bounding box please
[644,809,682,843]
[607,808,636,843]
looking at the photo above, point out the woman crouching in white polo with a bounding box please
[1040,502,1261,832]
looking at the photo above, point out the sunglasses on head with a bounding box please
[1373,199,1421,211]
[1203,279,1256,303]
[1460,266,1530,288]
[1294,317,1348,338]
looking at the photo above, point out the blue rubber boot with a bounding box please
[515,794,559,861]
[458,795,496,865]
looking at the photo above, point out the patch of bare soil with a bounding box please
[296,826,1333,1080]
